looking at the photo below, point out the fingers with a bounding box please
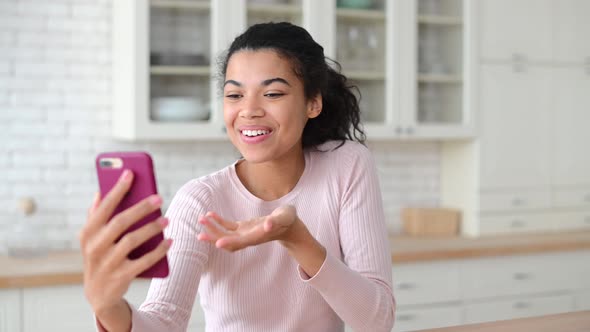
[124,238,173,277]
[89,192,101,215]
[197,215,230,243]
[99,194,163,246]
[206,212,238,231]
[216,223,267,251]
[87,170,134,232]
[109,217,170,266]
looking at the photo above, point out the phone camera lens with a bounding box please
[99,159,113,168]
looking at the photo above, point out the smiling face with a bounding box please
[223,49,321,164]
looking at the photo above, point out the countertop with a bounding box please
[418,310,590,332]
[2,231,590,289]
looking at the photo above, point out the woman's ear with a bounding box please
[307,94,322,119]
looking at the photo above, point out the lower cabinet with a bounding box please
[8,281,206,332]
[394,305,462,331]
[0,289,21,332]
[463,294,574,324]
[391,250,590,332]
[5,250,590,332]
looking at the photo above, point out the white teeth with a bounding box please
[242,129,270,137]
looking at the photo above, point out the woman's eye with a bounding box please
[264,92,284,98]
[225,93,242,100]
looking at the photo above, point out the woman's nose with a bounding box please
[239,96,265,119]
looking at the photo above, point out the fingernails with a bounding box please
[164,238,173,247]
[150,195,162,206]
[158,217,169,227]
[120,169,133,182]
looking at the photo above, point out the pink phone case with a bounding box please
[95,151,169,278]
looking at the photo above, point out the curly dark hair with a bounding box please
[218,22,366,149]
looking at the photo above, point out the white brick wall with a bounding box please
[0,0,440,252]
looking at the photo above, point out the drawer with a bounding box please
[464,294,574,324]
[393,306,462,332]
[553,188,590,208]
[479,213,553,235]
[392,261,460,306]
[575,290,590,311]
[551,211,590,231]
[480,191,551,212]
[460,253,574,299]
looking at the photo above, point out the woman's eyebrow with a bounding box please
[223,77,291,88]
[223,79,241,88]
[262,77,291,87]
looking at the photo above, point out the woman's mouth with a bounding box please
[239,129,273,144]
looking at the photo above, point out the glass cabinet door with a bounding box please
[149,0,213,124]
[414,0,466,127]
[246,0,302,27]
[335,0,388,126]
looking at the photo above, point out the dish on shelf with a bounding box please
[151,97,210,122]
[337,0,373,9]
[150,53,208,66]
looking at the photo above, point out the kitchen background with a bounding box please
[2,0,590,331]
[0,0,439,252]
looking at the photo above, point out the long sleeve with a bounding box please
[298,145,396,332]
[96,180,212,332]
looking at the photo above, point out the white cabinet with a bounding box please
[392,250,590,330]
[478,64,552,190]
[463,294,574,324]
[22,285,94,332]
[552,0,590,64]
[551,67,590,187]
[392,260,460,306]
[479,0,554,63]
[0,289,20,332]
[442,1,590,236]
[15,281,205,332]
[397,0,476,140]
[394,305,462,332]
[112,0,475,141]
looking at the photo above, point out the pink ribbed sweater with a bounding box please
[98,140,395,332]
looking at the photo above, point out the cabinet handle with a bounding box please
[395,126,403,135]
[512,53,526,73]
[510,220,526,228]
[511,198,524,207]
[221,126,227,133]
[513,272,532,280]
[397,314,416,321]
[397,282,416,290]
[513,301,532,309]
[405,127,415,135]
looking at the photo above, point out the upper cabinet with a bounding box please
[399,0,476,139]
[553,0,590,64]
[112,0,476,141]
[480,0,554,63]
[480,0,590,65]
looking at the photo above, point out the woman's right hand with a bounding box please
[79,169,172,328]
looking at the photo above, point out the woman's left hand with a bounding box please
[197,205,300,251]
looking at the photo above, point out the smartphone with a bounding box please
[95,151,169,278]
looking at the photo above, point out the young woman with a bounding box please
[81,22,395,332]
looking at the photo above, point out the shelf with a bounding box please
[418,74,463,83]
[345,70,386,80]
[418,15,462,25]
[150,66,211,76]
[247,3,301,16]
[150,0,210,11]
[337,8,386,21]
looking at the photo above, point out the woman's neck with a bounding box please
[236,148,306,202]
